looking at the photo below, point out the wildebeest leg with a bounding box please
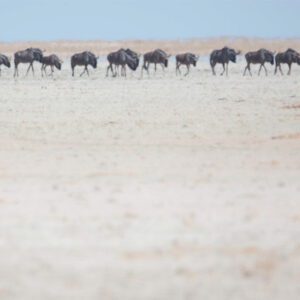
[31,63,35,76]
[258,64,262,76]
[288,63,292,75]
[176,62,180,75]
[211,63,216,76]
[279,64,283,75]
[263,64,268,76]
[0,67,1,77]
[243,63,251,76]
[158,63,165,74]
[184,65,190,76]
[106,64,112,77]
[226,63,229,76]
[26,63,33,76]
[80,66,88,77]
[220,63,226,76]
[72,66,75,77]
[14,63,18,77]
[26,64,31,76]
[41,64,44,77]
[114,65,118,77]
[154,63,157,73]
[274,64,278,75]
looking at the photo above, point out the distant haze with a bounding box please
[1,0,300,41]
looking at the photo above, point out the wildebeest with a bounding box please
[142,49,171,76]
[175,53,199,76]
[274,48,300,75]
[14,48,44,77]
[71,51,97,77]
[210,47,240,76]
[106,48,140,77]
[243,49,274,76]
[0,54,11,76]
[41,54,63,77]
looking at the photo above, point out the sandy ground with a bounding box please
[0,58,300,300]
[1,37,300,57]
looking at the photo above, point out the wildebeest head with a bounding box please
[190,54,199,66]
[27,48,44,62]
[155,49,170,67]
[90,54,97,68]
[265,50,274,65]
[125,48,140,58]
[221,47,238,63]
[291,51,300,64]
[164,58,168,67]
[5,56,11,68]
[0,55,10,68]
[125,49,140,68]
[84,51,97,68]
[127,57,139,71]
[55,60,62,70]
[228,49,237,63]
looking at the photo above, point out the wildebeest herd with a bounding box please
[0,46,300,78]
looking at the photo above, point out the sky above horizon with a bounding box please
[1,0,299,41]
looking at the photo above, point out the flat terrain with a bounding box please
[0,59,300,300]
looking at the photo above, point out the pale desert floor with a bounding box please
[0,59,300,300]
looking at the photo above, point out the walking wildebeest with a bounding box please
[210,47,240,76]
[175,53,199,76]
[71,51,97,77]
[41,54,63,77]
[14,48,44,77]
[243,49,274,76]
[106,48,139,77]
[0,54,11,76]
[142,49,171,76]
[274,48,300,75]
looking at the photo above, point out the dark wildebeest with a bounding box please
[274,48,300,75]
[14,48,44,77]
[41,54,63,77]
[0,54,11,76]
[106,48,140,77]
[175,53,199,76]
[71,51,97,77]
[142,49,171,76]
[210,47,240,76]
[243,49,274,76]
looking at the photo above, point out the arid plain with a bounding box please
[0,39,300,300]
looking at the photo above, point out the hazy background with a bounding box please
[1,0,300,41]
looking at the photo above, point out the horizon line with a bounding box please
[1,36,300,44]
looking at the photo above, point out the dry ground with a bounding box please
[0,57,299,300]
[1,37,300,57]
